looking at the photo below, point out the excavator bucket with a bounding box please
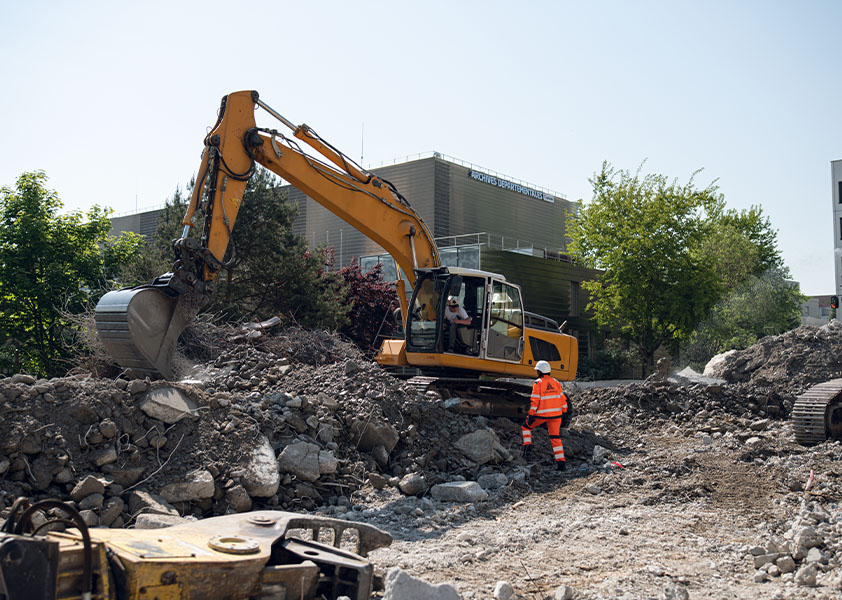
[94,287,203,379]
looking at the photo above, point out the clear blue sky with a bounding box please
[1,1,839,295]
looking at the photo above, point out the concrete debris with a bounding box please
[139,386,201,423]
[430,481,488,503]
[3,320,842,598]
[492,580,514,600]
[454,429,510,464]
[159,469,215,503]
[382,567,461,600]
[551,584,575,600]
[240,435,280,497]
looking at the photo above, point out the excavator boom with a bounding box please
[96,91,438,378]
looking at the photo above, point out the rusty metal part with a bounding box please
[94,288,205,379]
[792,379,842,445]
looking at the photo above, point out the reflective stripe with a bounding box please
[537,408,563,415]
[553,449,565,457]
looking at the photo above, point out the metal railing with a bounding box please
[435,232,573,263]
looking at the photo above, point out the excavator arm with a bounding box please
[95,90,438,379]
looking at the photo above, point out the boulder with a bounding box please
[99,498,124,527]
[318,450,339,475]
[139,387,200,424]
[71,475,106,502]
[453,429,510,464]
[277,441,321,482]
[477,473,508,490]
[159,469,215,503]
[127,490,180,517]
[226,484,252,513]
[703,349,738,378]
[382,567,461,600]
[398,473,427,496]
[430,481,488,503]
[493,581,514,600]
[91,446,118,467]
[135,514,196,529]
[350,419,399,453]
[241,436,280,497]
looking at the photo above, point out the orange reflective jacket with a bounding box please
[528,375,567,418]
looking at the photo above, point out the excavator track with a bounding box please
[407,375,533,418]
[791,379,842,445]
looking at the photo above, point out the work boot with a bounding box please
[522,445,532,460]
[556,461,566,472]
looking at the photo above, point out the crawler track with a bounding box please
[791,379,842,445]
[407,375,533,418]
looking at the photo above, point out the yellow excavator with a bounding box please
[95,90,577,415]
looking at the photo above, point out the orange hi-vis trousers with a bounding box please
[521,416,565,462]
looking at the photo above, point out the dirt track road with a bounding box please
[366,425,841,600]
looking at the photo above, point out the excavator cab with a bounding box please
[405,268,524,362]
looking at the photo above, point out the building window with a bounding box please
[439,245,480,269]
[839,181,842,204]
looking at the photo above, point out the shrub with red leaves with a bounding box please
[338,259,400,352]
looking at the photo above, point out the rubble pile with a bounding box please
[703,320,842,394]
[575,378,791,432]
[750,499,842,588]
[0,325,605,530]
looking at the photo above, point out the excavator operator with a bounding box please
[443,295,471,353]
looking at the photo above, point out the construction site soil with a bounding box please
[3,321,842,599]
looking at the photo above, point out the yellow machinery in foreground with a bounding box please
[0,498,391,600]
[94,91,577,415]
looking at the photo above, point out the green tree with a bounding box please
[682,266,805,369]
[567,163,724,375]
[0,171,143,376]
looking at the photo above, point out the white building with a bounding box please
[833,159,842,294]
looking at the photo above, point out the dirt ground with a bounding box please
[362,421,841,599]
[4,321,842,599]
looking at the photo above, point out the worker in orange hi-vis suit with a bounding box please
[521,360,568,471]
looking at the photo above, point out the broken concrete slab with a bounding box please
[159,469,215,503]
[139,386,200,424]
[135,513,197,529]
[126,490,180,517]
[241,435,280,498]
[430,481,488,503]
[382,567,461,600]
[454,429,510,464]
[277,441,321,482]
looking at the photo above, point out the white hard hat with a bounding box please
[447,295,459,306]
[535,360,551,374]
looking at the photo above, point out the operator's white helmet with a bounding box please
[535,360,552,374]
[447,295,459,306]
